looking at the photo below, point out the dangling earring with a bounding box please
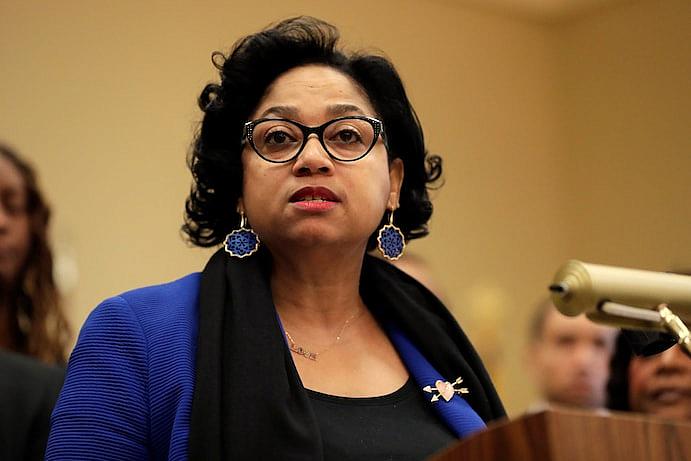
[377,208,405,261]
[224,211,260,258]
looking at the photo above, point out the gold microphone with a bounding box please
[549,260,691,355]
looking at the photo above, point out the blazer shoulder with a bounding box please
[47,274,202,459]
[113,273,201,325]
[84,273,201,345]
[118,272,201,307]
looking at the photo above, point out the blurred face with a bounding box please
[0,156,31,288]
[628,345,691,420]
[240,65,403,255]
[531,309,617,408]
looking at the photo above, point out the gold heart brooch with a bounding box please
[423,377,469,403]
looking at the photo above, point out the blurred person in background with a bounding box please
[383,252,448,302]
[526,298,617,410]
[0,144,69,363]
[0,349,64,461]
[0,143,67,460]
[608,331,691,421]
[607,270,691,421]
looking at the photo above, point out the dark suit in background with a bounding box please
[0,350,64,461]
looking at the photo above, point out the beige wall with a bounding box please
[557,0,691,269]
[1,0,689,415]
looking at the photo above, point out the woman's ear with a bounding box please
[387,158,404,209]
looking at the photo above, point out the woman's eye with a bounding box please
[0,193,26,215]
[265,130,295,145]
[333,129,362,144]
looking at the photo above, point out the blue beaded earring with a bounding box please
[377,208,405,261]
[224,211,260,258]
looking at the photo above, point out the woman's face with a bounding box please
[0,156,31,288]
[240,65,403,255]
[628,345,691,420]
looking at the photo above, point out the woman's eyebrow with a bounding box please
[327,104,365,116]
[257,103,366,120]
[258,105,299,119]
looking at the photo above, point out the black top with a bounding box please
[190,250,505,459]
[307,378,457,461]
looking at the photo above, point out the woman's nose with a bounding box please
[291,135,334,176]
[659,346,686,367]
[648,345,691,377]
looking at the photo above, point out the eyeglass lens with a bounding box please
[250,118,377,162]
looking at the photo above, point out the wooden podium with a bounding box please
[429,409,691,461]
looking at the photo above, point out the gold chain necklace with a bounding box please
[284,308,363,361]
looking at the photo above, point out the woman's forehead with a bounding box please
[251,65,375,120]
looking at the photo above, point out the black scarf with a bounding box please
[189,249,505,460]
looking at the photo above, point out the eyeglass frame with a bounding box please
[242,115,386,164]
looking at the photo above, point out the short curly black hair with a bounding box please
[183,16,442,249]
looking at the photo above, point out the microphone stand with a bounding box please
[548,259,691,358]
[656,304,691,358]
[593,300,691,358]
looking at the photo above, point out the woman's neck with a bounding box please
[270,246,366,331]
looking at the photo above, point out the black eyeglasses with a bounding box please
[243,116,385,163]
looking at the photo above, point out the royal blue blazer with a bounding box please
[46,269,500,459]
[46,274,201,460]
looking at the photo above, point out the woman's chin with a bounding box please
[267,228,366,254]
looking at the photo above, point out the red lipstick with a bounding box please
[289,186,340,212]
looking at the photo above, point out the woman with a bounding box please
[47,17,505,460]
[0,144,67,461]
[608,331,691,420]
[0,144,69,365]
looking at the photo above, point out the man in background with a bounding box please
[527,298,618,410]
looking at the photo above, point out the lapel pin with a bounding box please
[423,377,469,403]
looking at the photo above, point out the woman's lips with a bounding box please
[291,201,338,211]
[649,386,689,405]
[289,186,340,212]
[289,186,340,202]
